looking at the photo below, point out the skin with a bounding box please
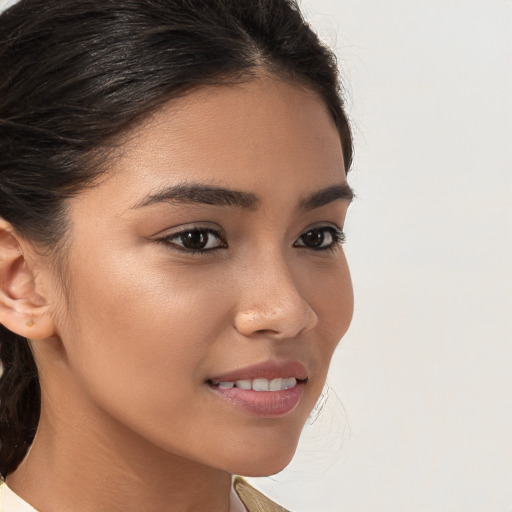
[1,76,353,512]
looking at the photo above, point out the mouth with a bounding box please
[208,376,308,391]
[206,360,309,417]
[207,359,308,384]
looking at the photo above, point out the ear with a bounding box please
[0,219,55,340]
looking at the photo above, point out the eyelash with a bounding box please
[293,226,346,252]
[158,225,346,255]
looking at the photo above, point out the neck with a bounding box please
[7,390,234,512]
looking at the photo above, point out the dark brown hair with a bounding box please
[0,0,352,478]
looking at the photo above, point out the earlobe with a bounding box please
[0,219,55,340]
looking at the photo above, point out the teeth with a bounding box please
[283,377,297,389]
[269,378,283,391]
[218,381,235,389]
[216,377,299,391]
[252,378,270,391]
[235,379,252,390]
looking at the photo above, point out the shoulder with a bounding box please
[233,476,291,512]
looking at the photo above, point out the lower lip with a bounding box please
[208,382,305,417]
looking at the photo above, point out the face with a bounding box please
[39,76,353,477]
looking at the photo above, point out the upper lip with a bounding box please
[208,359,308,384]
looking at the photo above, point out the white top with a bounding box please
[0,483,36,512]
[0,481,251,512]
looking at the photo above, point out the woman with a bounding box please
[0,0,354,510]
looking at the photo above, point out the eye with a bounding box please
[293,226,345,251]
[160,228,226,253]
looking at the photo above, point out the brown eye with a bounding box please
[180,230,209,250]
[162,228,226,252]
[294,226,345,250]
[301,228,327,248]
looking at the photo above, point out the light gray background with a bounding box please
[1,0,510,511]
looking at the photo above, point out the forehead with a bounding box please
[99,77,347,208]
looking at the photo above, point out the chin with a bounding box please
[231,455,295,478]
[220,435,299,477]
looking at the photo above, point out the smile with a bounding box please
[212,377,302,391]
[207,378,306,417]
[206,360,309,417]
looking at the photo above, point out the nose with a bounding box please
[233,257,318,340]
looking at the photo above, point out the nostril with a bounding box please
[234,303,317,340]
[254,329,280,336]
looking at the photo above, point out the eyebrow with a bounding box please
[131,182,354,210]
[299,183,355,210]
[131,183,259,210]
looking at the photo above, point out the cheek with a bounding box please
[58,251,234,415]
[307,256,353,394]
[306,253,353,342]
[324,266,353,343]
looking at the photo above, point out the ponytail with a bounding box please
[0,326,40,478]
